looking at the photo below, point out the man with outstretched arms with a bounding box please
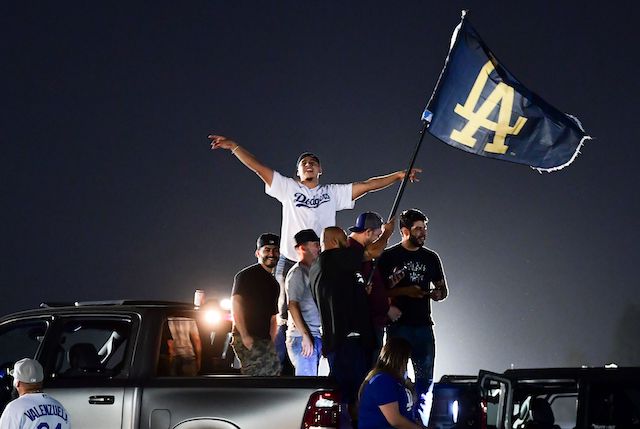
[209,134,420,372]
[0,358,71,429]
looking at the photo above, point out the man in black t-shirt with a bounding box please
[347,211,402,367]
[310,222,393,426]
[378,208,448,419]
[231,233,282,376]
[311,226,369,427]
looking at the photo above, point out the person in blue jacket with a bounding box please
[358,337,423,429]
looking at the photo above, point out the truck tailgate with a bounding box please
[140,376,337,429]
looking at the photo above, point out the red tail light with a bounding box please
[302,390,341,429]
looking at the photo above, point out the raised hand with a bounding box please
[208,135,238,151]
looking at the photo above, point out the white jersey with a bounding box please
[266,171,354,260]
[0,392,71,429]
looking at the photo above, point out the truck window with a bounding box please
[50,318,132,379]
[513,393,577,429]
[479,372,512,429]
[549,394,577,429]
[0,319,49,411]
[486,385,506,429]
[429,383,481,429]
[159,317,201,376]
[0,319,49,369]
[157,310,237,377]
[588,384,640,429]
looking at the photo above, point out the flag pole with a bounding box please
[387,119,429,221]
[366,119,429,286]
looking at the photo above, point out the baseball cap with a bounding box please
[256,233,280,249]
[294,229,320,247]
[348,212,383,233]
[296,152,321,168]
[10,358,44,384]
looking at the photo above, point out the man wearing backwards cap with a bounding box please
[209,134,421,373]
[0,358,71,429]
[310,219,394,428]
[347,212,402,366]
[285,229,322,376]
[230,233,282,376]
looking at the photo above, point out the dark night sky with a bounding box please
[2,1,639,378]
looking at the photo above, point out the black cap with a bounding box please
[294,229,320,247]
[296,152,321,168]
[348,212,383,233]
[256,233,280,249]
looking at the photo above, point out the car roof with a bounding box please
[503,366,640,382]
[436,367,640,387]
[0,300,197,321]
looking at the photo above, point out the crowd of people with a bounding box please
[0,135,447,429]
[210,135,448,428]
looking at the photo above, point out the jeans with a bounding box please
[275,255,296,372]
[274,324,288,367]
[286,335,322,376]
[386,324,435,412]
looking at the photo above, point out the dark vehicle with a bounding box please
[0,300,339,429]
[429,367,640,429]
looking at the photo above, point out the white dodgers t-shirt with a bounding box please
[0,392,71,429]
[266,171,354,260]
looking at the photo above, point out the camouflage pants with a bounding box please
[232,332,281,376]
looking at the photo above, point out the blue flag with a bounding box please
[424,11,591,172]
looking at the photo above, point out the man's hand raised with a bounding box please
[207,135,274,186]
[400,168,422,183]
[382,216,396,236]
[209,135,238,151]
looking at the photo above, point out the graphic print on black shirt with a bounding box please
[379,243,444,326]
[404,260,428,285]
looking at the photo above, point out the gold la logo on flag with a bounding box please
[423,11,590,172]
[451,61,528,155]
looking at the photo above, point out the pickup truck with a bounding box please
[0,300,339,429]
[428,367,640,429]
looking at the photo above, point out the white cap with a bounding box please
[10,358,44,383]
